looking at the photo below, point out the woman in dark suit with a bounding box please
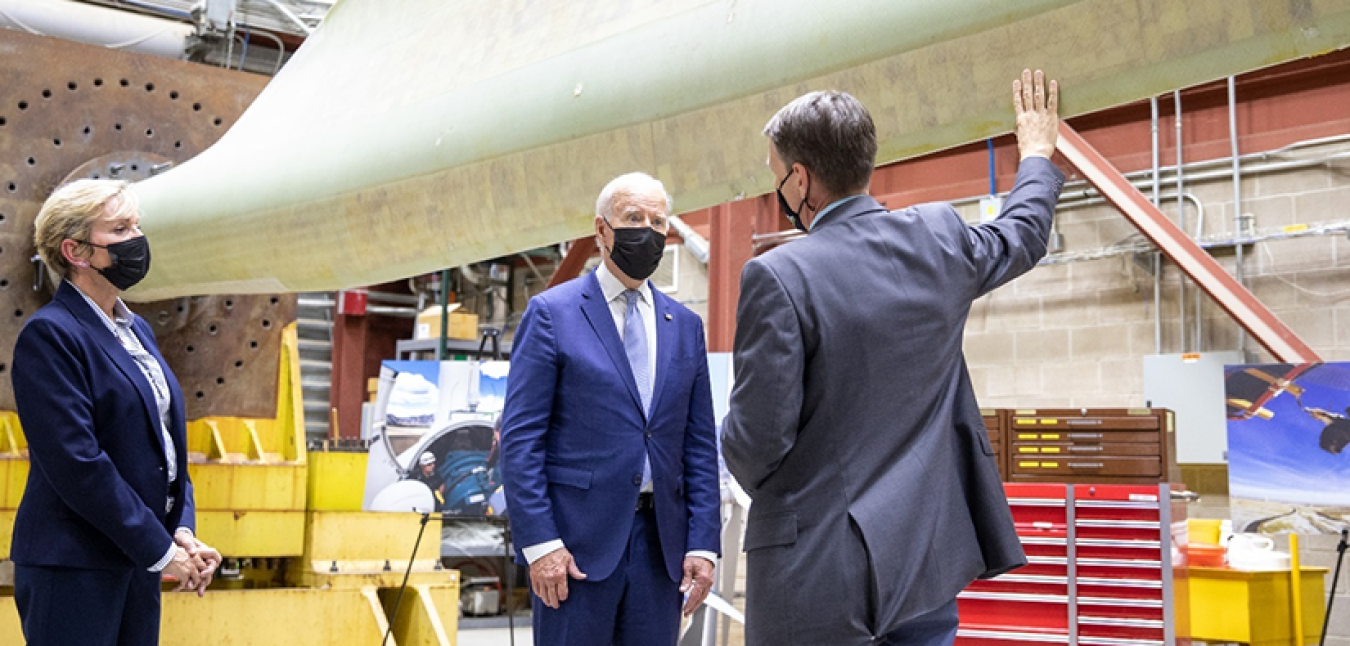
[10,179,220,644]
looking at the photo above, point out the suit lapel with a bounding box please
[648,288,674,417]
[578,272,644,414]
[55,283,167,458]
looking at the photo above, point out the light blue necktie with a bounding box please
[623,289,653,490]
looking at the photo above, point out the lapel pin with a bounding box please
[665,313,672,321]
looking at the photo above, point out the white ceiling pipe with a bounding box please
[0,0,192,59]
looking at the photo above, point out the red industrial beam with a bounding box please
[1055,122,1321,363]
[547,236,597,288]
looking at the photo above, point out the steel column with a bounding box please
[708,200,760,352]
[1055,123,1322,363]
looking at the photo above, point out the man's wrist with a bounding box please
[149,541,177,572]
[685,550,718,565]
[522,539,565,565]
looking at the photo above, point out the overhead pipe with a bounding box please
[257,0,314,35]
[668,215,710,265]
[1229,76,1248,358]
[955,132,1350,210]
[1151,96,1163,354]
[1175,91,1188,353]
[0,0,192,59]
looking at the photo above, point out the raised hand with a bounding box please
[1013,69,1059,160]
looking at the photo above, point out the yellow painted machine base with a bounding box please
[0,578,459,645]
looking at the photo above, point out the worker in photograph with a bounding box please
[415,450,448,511]
[501,172,720,646]
[10,179,221,644]
[723,70,1064,645]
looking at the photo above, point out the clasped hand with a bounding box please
[163,531,223,597]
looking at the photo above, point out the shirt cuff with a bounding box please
[521,539,565,565]
[148,540,176,573]
[685,550,718,565]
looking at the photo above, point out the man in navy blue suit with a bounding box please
[501,172,721,646]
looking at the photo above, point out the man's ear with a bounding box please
[792,162,809,192]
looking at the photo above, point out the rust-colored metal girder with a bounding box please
[1055,122,1322,363]
[0,29,295,418]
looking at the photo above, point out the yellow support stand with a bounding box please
[1290,535,1304,646]
[1,323,461,645]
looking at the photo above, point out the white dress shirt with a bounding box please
[522,264,715,567]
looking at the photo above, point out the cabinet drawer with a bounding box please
[1013,443,1160,457]
[1012,457,1161,478]
[1011,431,1160,444]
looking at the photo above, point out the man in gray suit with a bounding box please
[722,70,1064,645]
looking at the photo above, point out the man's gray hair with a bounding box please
[763,91,877,197]
[595,172,674,221]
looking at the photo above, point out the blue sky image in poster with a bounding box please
[1226,362,1350,534]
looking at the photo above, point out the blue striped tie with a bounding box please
[623,289,653,490]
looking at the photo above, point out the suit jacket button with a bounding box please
[632,475,642,486]
[644,431,652,439]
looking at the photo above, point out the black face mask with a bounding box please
[775,168,811,233]
[81,235,151,291]
[603,220,666,282]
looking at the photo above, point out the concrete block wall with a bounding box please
[963,142,1350,411]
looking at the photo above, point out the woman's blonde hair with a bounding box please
[33,179,138,279]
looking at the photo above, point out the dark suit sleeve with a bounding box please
[965,156,1065,296]
[720,258,805,495]
[11,318,175,568]
[178,477,196,533]
[499,296,562,550]
[682,323,721,555]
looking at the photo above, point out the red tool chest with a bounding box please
[957,483,1184,646]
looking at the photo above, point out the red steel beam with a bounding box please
[547,236,597,289]
[1055,122,1322,363]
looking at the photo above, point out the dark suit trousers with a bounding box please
[531,507,681,646]
[15,564,162,645]
[879,599,959,646]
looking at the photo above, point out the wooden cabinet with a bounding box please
[1002,409,1179,485]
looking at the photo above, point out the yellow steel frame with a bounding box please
[1,324,463,644]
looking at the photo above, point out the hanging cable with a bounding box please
[986,138,996,195]
[382,511,434,646]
